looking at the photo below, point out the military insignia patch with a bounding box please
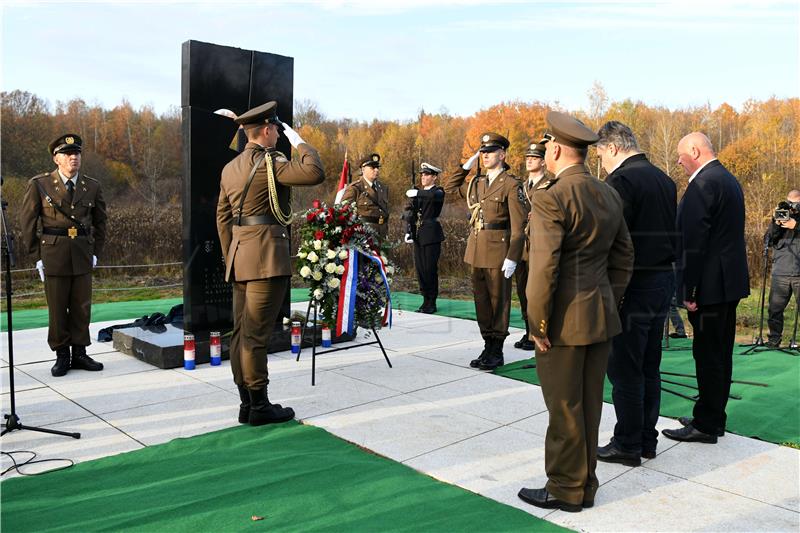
[517,185,528,205]
[372,154,379,162]
[65,136,75,145]
[482,134,490,142]
[537,178,558,190]
[275,156,289,163]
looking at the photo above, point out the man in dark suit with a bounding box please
[21,134,108,377]
[403,163,446,313]
[217,101,325,426]
[518,112,633,513]
[663,132,750,443]
[593,121,677,466]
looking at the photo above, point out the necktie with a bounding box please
[66,179,75,204]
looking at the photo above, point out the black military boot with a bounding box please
[514,327,535,351]
[479,338,505,370]
[416,296,427,313]
[71,345,104,372]
[420,295,437,314]
[236,385,251,424]
[470,338,491,368]
[248,387,295,426]
[50,347,71,377]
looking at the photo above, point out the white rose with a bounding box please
[325,263,337,274]
[313,240,322,250]
[307,251,319,263]
[312,271,323,281]
[386,265,395,275]
[326,249,336,260]
[336,265,345,275]
[327,278,340,289]
[381,255,388,263]
[298,251,307,259]
[300,266,312,278]
[313,288,324,300]
[374,273,383,282]
[338,250,348,260]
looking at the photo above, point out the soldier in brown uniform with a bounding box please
[341,154,390,243]
[216,102,325,425]
[518,112,633,512]
[513,141,549,351]
[21,134,107,377]
[443,133,527,370]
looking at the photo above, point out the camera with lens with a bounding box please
[773,201,800,223]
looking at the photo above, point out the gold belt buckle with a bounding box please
[378,216,384,225]
[68,227,78,239]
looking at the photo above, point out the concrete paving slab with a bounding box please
[308,394,501,462]
[1,367,46,395]
[0,386,94,427]
[19,352,155,387]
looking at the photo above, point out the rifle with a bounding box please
[408,159,418,241]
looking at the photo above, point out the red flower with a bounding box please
[312,199,321,209]
[306,213,316,222]
[314,230,325,240]
[337,215,346,222]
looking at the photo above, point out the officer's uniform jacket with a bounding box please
[341,178,390,225]
[217,142,324,282]
[526,164,634,346]
[444,166,527,268]
[521,172,552,262]
[402,186,445,245]
[20,170,107,276]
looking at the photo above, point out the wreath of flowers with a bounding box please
[296,199,395,329]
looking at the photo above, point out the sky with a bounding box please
[2,0,798,121]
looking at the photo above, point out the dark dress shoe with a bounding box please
[679,416,724,436]
[478,354,504,370]
[641,449,657,459]
[662,424,717,443]
[668,332,688,338]
[582,498,594,508]
[51,348,71,377]
[420,305,437,314]
[469,342,490,368]
[518,488,582,513]
[514,336,535,351]
[597,441,641,467]
[71,353,104,372]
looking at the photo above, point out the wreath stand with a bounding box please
[298,299,392,385]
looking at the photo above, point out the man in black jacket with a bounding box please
[404,163,446,313]
[594,121,677,465]
[766,189,800,347]
[663,132,750,444]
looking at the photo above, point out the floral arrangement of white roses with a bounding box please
[296,199,395,329]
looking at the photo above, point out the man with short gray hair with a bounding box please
[594,120,677,465]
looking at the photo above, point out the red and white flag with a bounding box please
[334,150,349,204]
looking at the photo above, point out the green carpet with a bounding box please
[0,422,568,533]
[495,337,800,446]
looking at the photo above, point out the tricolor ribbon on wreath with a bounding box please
[335,248,393,337]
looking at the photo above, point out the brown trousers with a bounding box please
[44,273,92,350]
[536,340,611,505]
[471,266,512,340]
[515,259,529,329]
[231,276,289,390]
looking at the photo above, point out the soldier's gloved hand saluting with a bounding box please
[462,151,481,171]
[405,189,418,198]
[280,122,305,148]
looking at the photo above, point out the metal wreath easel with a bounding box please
[297,299,392,385]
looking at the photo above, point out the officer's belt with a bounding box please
[233,215,281,226]
[481,222,509,230]
[43,227,87,236]
[361,216,387,224]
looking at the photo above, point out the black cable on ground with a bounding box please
[1,450,74,477]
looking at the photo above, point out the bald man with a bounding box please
[662,132,749,444]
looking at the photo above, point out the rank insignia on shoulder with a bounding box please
[537,178,558,190]
[275,155,289,163]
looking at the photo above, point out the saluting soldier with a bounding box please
[403,162,446,313]
[341,153,390,243]
[514,141,549,351]
[518,112,634,513]
[443,133,527,370]
[217,101,325,426]
[20,134,108,377]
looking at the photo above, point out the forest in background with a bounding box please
[1,87,798,284]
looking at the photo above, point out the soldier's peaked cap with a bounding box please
[234,101,282,126]
[479,132,510,152]
[49,133,82,155]
[526,142,547,158]
[544,111,599,148]
[360,153,381,168]
[419,162,442,174]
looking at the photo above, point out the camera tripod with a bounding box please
[740,233,796,356]
[1,196,80,439]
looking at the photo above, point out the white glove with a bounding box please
[93,255,98,268]
[36,260,45,281]
[404,234,414,244]
[501,258,517,279]
[405,189,418,198]
[462,151,481,171]
[280,122,304,148]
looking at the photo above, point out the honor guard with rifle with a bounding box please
[403,162,446,313]
[216,101,325,426]
[341,153,390,243]
[21,133,108,377]
[443,133,527,370]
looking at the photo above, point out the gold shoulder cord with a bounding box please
[265,154,293,226]
[466,176,481,229]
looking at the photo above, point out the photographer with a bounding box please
[765,189,800,347]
